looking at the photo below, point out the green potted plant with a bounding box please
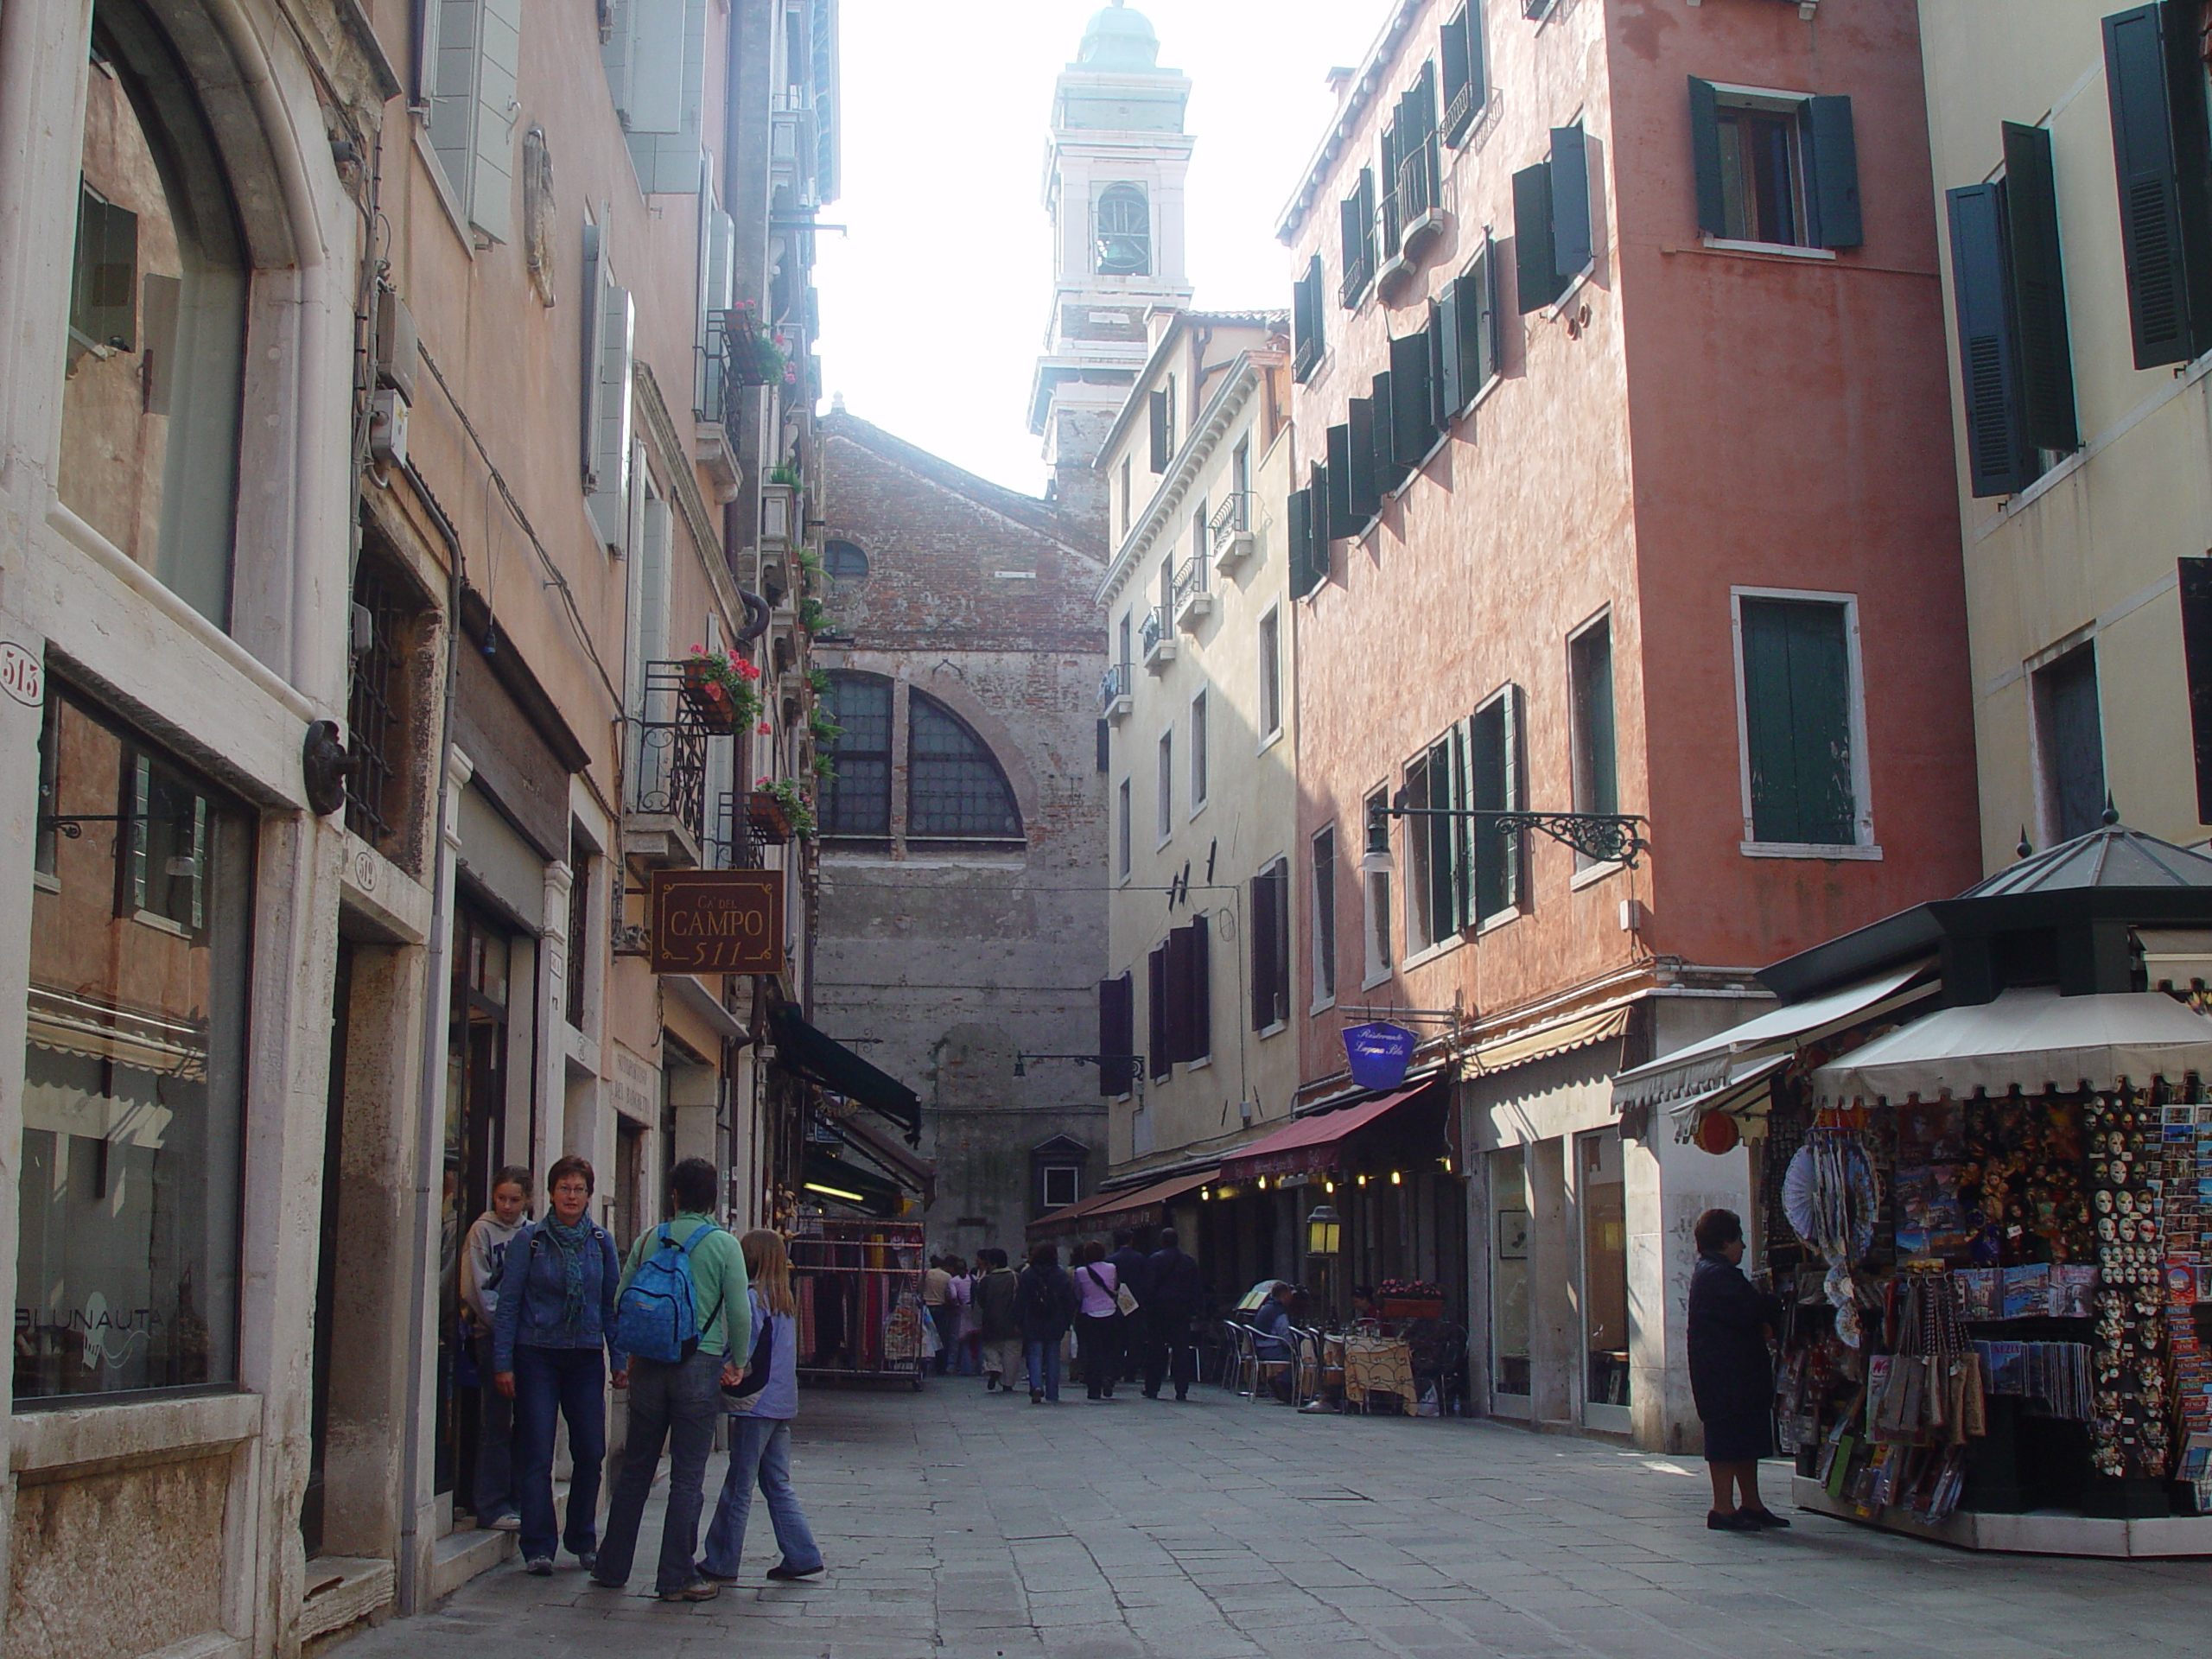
[809,707,842,746]
[797,595,829,634]
[747,774,817,842]
[679,647,763,734]
[810,753,837,782]
[806,665,831,697]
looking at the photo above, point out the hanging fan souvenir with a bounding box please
[1783,1130,1881,1344]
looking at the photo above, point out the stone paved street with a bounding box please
[346,1380,2212,1659]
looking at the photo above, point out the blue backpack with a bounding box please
[615,1222,723,1363]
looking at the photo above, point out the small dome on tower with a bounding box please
[1078,1,1160,69]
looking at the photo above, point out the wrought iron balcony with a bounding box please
[1339,241,1376,309]
[707,790,766,871]
[1100,660,1134,721]
[629,661,715,868]
[1397,139,1441,249]
[1209,493,1255,574]
[1172,555,1211,632]
[1140,605,1176,672]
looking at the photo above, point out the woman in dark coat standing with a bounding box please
[1686,1208,1789,1531]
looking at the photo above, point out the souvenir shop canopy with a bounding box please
[1027,1165,1217,1240]
[1216,1082,1444,1184]
[769,1005,924,1145]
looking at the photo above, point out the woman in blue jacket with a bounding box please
[492,1155,626,1574]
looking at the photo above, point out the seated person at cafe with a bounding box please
[1250,1282,1298,1402]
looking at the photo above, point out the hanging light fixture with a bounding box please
[1361,798,1396,874]
[1306,1204,1342,1256]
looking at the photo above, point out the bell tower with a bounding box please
[1030,3,1193,517]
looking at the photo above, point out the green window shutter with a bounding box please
[1514,161,1560,312]
[1550,126,1592,278]
[1324,429,1357,540]
[1804,96,1861,249]
[1449,718,1476,932]
[1340,183,1369,307]
[1390,328,1435,468]
[2103,3,2200,366]
[1471,697,1507,919]
[625,0,688,136]
[1428,296,1453,431]
[1688,78,1726,237]
[1947,182,2031,499]
[1294,254,1324,380]
[467,0,522,241]
[1369,372,1409,496]
[1345,397,1381,522]
[1250,870,1278,1032]
[1740,599,1854,845]
[2001,122,2078,452]
[588,250,635,550]
[581,220,606,485]
[1457,242,1498,393]
[1442,3,1482,147]
[1500,686,1523,910]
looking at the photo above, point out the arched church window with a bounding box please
[820,672,892,837]
[908,692,1022,839]
[1095,183,1151,277]
[61,0,250,630]
[824,539,870,579]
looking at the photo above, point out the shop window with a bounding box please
[907,690,1021,840]
[1688,79,1862,251]
[1250,859,1291,1033]
[1311,826,1338,1005]
[2035,644,2107,844]
[1735,593,1865,850]
[1095,182,1151,276]
[61,0,249,630]
[1569,615,1618,866]
[821,672,892,838]
[18,689,251,1402]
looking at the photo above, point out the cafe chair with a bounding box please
[1223,1319,1257,1396]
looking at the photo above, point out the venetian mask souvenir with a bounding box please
[2096,1190,2114,1214]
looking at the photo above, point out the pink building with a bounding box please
[1274,0,1980,1448]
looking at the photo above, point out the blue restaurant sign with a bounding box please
[1341,1021,1416,1092]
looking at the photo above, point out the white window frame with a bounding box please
[1116,778,1133,881]
[1189,688,1209,817]
[1040,1165,1081,1210]
[1155,728,1173,848]
[1729,586,1881,860]
[1310,823,1338,1014]
[1256,605,1283,750]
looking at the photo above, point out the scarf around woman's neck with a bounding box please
[539,1216,592,1332]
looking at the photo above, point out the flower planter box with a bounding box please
[1379,1297,1445,1321]
[746,791,793,844]
[680,662,742,734]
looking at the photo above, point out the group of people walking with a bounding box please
[963,1228,1206,1404]
[455,1155,825,1602]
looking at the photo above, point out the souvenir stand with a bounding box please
[788,1215,927,1389]
[1756,988,2212,1554]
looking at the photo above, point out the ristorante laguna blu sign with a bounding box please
[1340,1021,1415,1091]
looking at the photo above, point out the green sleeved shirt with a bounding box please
[618,1213,751,1361]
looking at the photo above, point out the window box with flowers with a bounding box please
[679,648,762,734]
[724,301,787,388]
[747,776,817,843]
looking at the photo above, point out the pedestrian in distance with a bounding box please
[922,1254,955,1375]
[1014,1243,1079,1403]
[702,1229,825,1584]
[1072,1240,1123,1401]
[593,1157,752,1602]
[1142,1227,1204,1401]
[1687,1207,1790,1532]
[490,1156,625,1576]
[947,1255,981,1376]
[1105,1228,1152,1387]
[461,1165,531,1531]
[975,1248,1023,1393]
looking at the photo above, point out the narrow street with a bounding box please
[346,1382,2212,1659]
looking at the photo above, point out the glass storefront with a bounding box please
[1580,1127,1630,1424]
[17,689,251,1401]
[1490,1147,1531,1405]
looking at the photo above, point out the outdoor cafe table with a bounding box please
[1324,1332,1414,1412]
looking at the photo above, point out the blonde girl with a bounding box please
[699,1230,823,1581]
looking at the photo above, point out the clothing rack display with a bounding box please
[788,1216,926,1389]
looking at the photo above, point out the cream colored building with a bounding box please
[1093,311,1297,1200]
[1922,0,2212,862]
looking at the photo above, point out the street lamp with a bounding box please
[1306,1205,1342,1257]
[1364,791,1648,870]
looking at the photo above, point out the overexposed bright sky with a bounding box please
[813,0,1391,497]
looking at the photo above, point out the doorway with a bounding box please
[1489,1146,1532,1414]
[1578,1128,1630,1432]
[302,940,353,1555]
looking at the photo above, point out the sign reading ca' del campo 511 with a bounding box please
[649,869,785,976]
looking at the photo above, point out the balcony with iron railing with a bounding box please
[707,790,766,871]
[1209,493,1255,575]
[1140,606,1176,672]
[1172,554,1211,632]
[626,661,717,868]
[1398,138,1442,252]
[1339,238,1376,310]
[1100,660,1134,722]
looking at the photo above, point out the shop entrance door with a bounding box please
[1489,1147,1532,1415]
[438,904,512,1510]
[302,939,353,1555]
[1578,1128,1630,1432]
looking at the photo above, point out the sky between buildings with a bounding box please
[812,0,1392,499]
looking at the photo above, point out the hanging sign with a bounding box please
[649,869,785,976]
[1341,1021,1417,1092]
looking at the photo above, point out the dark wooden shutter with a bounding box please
[1345,397,1381,522]
[1740,600,1854,845]
[1163,925,1193,1064]
[72,187,138,353]
[2002,122,2079,451]
[1804,97,1863,249]
[1442,3,1482,146]
[1471,699,1508,920]
[1189,918,1212,1059]
[1431,293,1459,427]
[1459,244,1498,392]
[2105,3,2200,366]
[1147,944,1171,1078]
[1148,388,1172,473]
[2181,556,2212,823]
[1287,486,1318,598]
[1325,426,1357,538]
[1688,78,1726,237]
[1370,373,1410,496]
[1096,716,1109,775]
[1250,871,1278,1031]
[1098,974,1135,1096]
[1947,182,2030,499]
[1514,161,1559,313]
[1390,328,1435,468]
[1293,254,1324,381]
[1448,718,1476,931]
[1550,126,1593,277]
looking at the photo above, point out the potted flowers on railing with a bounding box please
[1376,1279,1446,1320]
[679,647,762,734]
[746,775,817,843]
[797,595,829,635]
[722,302,786,387]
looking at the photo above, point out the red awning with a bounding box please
[1217,1086,1433,1182]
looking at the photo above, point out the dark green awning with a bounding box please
[802,1149,906,1218]
[770,1007,923,1146]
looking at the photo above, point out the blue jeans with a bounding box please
[473,1333,515,1519]
[702,1415,823,1577]
[511,1344,607,1564]
[1025,1338,1063,1401]
[594,1348,721,1593]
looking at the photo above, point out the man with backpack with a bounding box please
[592,1158,751,1603]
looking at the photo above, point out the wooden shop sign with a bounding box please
[649,870,785,976]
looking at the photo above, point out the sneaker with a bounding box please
[524,1556,553,1577]
[486,1510,521,1532]
[766,1562,825,1581]
[658,1579,721,1603]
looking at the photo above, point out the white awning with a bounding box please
[1667,1053,1793,1141]
[2139,929,2212,990]
[1811,987,2212,1105]
[1610,961,1935,1113]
